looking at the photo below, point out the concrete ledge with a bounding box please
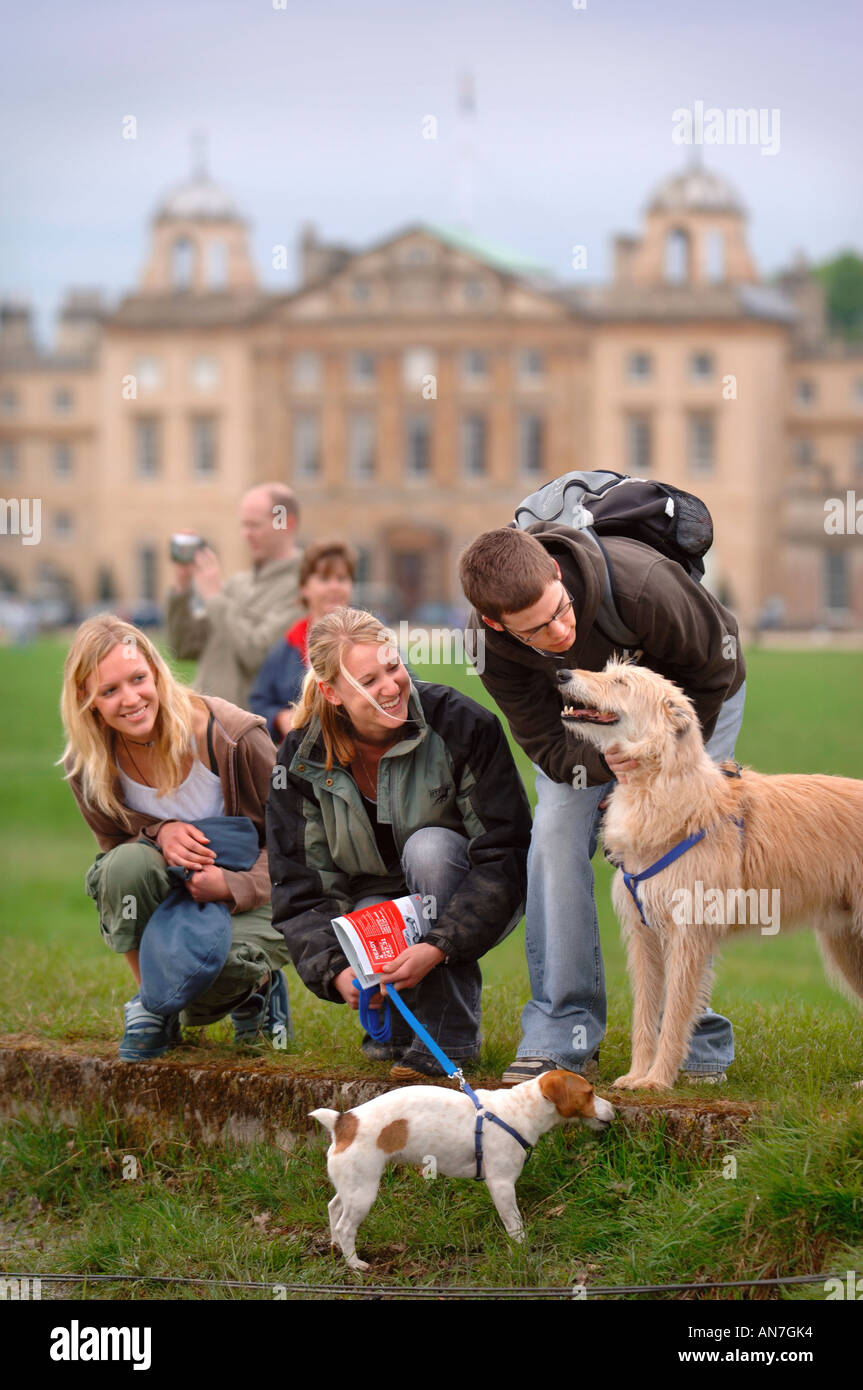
[0,1036,756,1154]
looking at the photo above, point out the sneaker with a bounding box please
[389,1050,468,1082]
[361,1040,408,1062]
[231,970,293,1045]
[680,1070,727,1085]
[119,994,181,1062]
[501,1053,599,1087]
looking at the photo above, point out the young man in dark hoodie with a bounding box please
[459,522,746,1086]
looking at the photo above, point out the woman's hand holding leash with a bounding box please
[334,943,445,1009]
[335,967,383,1010]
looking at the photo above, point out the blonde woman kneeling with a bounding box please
[60,614,292,1061]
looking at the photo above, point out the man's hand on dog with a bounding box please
[604,744,639,784]
[335,943,445,1010]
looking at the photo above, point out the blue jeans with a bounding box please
[355,825,501,1063]
[519,682,746,1073]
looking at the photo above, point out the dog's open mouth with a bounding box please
[561,704,619,726]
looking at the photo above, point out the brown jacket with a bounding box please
[66,696,276,913]
[467,522,746,786]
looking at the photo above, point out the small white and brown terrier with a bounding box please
[311,1070,615,1271]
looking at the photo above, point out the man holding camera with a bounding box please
[166,483,303,709]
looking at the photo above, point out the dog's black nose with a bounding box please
[557,670,572,685]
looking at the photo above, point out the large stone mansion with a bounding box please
[1,159,861,631]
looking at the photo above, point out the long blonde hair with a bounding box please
[60,614,202,827]
[291,607,402,770]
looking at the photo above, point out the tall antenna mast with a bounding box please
[191,129,209,180]
[455,71,476,232]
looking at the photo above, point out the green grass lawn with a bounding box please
[1,638,863,1297]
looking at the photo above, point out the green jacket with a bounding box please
[266,680,532,1002]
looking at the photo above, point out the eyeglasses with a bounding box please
[503,585,576,647]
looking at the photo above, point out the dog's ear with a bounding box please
[663,697,693,737]
[539,1070,594,1117]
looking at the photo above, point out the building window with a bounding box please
[627,351,652,381]
[627,415,652,473]
[854,379,863,407]
[403,246,430,265]
[793,437,814,468]
[292,352,322,391]
[293,412,320,480]
[462,350,489,384]
[705,229,725,282]
[519,414,544,477]
[208,240,227,289]
[0,443,17,478]
[0,390,18,415]
[54,511,74,541]
[353,546,371,586]
[190,356,220,391]
[134,418,160,478]
[349,351,376,387]
[402,348,436,391]
[191,417,218,477]
[795,379,816,407]
[351,280,371,302]
[173,238,195,289]
[824,551,848,611]
[464,278,486,302]
[54,443,73,477]
[688,413,715,476]
[690,351,714,381]
[138,544,158,602]
[519,349,545,381]
[53,387,73,414]
[348,412,376,482]
[461,414,487,478]
[134,357,162,392]
[664,227,691,284]
[853,438,863,475]
[405,414,431,479]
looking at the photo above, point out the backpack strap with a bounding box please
[582,531,640,649]
[206,712,218,774]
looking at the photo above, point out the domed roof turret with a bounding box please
[155,174,242,223]
[647,165,745,217]
[153,135,243,222]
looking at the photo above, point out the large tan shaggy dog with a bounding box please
[558,659,863,1090]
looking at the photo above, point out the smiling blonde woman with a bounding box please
[60,613,293,1061]
[266,606,532,1080]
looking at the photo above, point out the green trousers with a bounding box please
[85,841,292,1027]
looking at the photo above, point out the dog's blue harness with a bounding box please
[621,814,745,928]
[355,979,532,1179]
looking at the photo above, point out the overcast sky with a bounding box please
[2,0,861,342]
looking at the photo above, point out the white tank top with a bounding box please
[117,757,225,822]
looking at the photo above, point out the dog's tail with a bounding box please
[309,1107,340,1133]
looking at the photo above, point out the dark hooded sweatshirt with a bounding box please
[466,522,746,787]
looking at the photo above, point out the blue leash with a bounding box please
[352,977,532,1178]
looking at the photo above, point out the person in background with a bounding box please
[60,614,292,1061]
[250,540,356,742]
[166,483,303,709]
